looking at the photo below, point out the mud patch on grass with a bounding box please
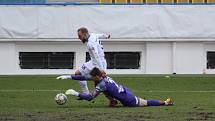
[187,112,215,121]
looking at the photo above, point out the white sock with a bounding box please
[79,81,89,94]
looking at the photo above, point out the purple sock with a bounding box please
[147,100,164,106]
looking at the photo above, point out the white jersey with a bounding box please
[79,33,109,78]
[87,33,109,69]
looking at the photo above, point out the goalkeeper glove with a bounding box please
[65,89,79,97]
[56,75,71,80]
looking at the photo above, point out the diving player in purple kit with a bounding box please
[65,67,174,107]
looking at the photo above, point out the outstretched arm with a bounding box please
[96,33,110,39]
[65,88,100,101]
[56,75,91,81]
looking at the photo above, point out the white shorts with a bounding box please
[79,59,107,79]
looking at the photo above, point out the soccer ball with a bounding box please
[55,93,67,105]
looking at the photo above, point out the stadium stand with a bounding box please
[0,0,45,4]
[161,0,174,3]
[99,0,112,3]
[207,0,215,3]
[0,0,214,4]
[47,0,98,3]
[192,0,204,3]
[115,0,128,3]
[146,0,159,3]
[176,0,190,3]
[130,0,143,3]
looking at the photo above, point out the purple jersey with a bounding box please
[78,76,139,107]
[95,77,138,107]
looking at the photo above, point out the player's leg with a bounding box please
[75,69,89,94]
[138,97,173,107]
[76,61,94,94]
[100,59,107,77]
[102,59,107,71]
[78,61,96,94]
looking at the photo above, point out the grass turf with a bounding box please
[0,75,215,121]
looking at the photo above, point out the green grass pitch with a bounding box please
[0,75,215,121]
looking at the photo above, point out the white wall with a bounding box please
[0,43,16,75]
[0,41,145,75]
[146,42,172,74]
[0,41,214,75]
[1,5,215,39]
[175,42,204,74]
[0,5,215,74]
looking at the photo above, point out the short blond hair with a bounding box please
[77,27,88,33]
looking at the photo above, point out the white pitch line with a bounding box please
[0,90,215,93]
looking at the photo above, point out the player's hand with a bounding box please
[65,89,79,96]
[109,99,118,107]
[56,75,71,80]
[107,34,110,39]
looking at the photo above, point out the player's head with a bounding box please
[77,27,89,43]
[90,67,102,82]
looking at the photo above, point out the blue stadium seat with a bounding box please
[0,0,46,4]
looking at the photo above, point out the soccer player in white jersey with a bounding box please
[57,27,117,100]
